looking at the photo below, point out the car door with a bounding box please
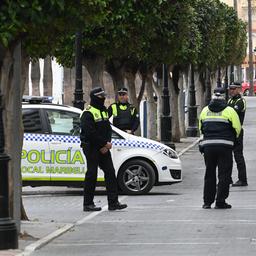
[44,108,86,182]
[22,108,51,181]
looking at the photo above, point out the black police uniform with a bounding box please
[108,88,139,133]
[227,93,247,185]
[80,87,127,211]
[199,88,241,209]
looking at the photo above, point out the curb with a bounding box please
[177,137,201,157]
[16,196,127,256]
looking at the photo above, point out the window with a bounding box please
[22,109,43,133]
[111,130,123,140]
[46,109,80,136]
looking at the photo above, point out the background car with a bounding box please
[21,96,182,195]
[242,81,256,96]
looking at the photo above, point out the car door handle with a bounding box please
[50,141,62,145]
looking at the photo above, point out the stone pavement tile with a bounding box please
[175,136,200,153]
[0,250,22,256]
[19,221,68,251]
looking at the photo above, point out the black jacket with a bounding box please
[227,94,246,125]
[108,102,140,132]
[80,97,112,150]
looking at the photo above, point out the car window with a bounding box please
[46,109,80,136]
[111,130,124,139]
[22,109,43,133]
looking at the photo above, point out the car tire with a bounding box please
[117,159,155,195]
[244,89,249,96]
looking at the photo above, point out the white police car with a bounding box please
[21,96,182,195]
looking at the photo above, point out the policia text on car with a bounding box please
[80,87,127,211]
[199,87,241,209]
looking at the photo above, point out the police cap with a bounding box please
[90,87,106,97]
[213,87,225,99]
[229,81,241,89]
[118,87,128,94]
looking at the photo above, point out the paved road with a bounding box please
[21,97,256,256]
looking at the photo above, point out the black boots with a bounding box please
[83,204,102,212]
[232,180,248,187]
[108,202,128,211]
[214,202,232,209]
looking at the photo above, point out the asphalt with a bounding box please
[2,96,255,256]
[0,132,200,256]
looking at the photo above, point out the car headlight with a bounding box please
[162,148,178,159]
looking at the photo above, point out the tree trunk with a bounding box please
[178,73,185,137]
[43,56,53,96]
[23,61,29,95]
[124,69,138,109]
[31,59,40,96]
[20,50,30,221]
[205,69,212,106]
[105,60,124,93]
[146,75,157,140]
[1,45,29,229]
[83,55,105,88]
[169,65,180,142]
[63,67,74,105]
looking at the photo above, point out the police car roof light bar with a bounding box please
[22,95,53,104]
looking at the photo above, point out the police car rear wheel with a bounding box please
[117,159,155,195]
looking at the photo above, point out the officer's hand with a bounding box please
[105,142,112,149]
[100,147,108,154]
[126,130,132,134]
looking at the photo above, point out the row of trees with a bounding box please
[0,0,247,221]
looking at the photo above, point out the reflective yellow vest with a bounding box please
[81,105,109,122]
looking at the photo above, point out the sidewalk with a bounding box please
[0,136,200,256]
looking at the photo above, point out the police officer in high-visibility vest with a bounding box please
[108,88,139,134]
[227,82,247,187]
[80,87,127,211]
[199,87,241,209]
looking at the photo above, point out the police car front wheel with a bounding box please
[117,159,156,195]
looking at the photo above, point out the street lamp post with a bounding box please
[160,64,175,150]
[224,67,229,101]
[205,69,212,105]
[0,93,18,249]
[186,64,198,137]
[73,31,85,110]
[217,67,222,87]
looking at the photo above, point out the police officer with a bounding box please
[228,82,247,186]
[199,87,241,209]
[80,87,127,211]
[108,87,139,134]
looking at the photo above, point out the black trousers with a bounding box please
[203,146,233,204]
[233,129,247,182]
[82,147,118,206]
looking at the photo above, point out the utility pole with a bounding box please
[73,31,85,110]
[248,0,254,95]
[160,64,175,149]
